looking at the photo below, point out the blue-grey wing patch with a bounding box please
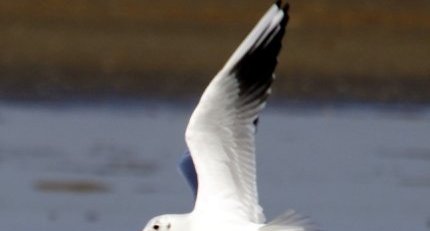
[178,150,198,199]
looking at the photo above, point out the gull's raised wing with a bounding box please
[185,1,289,223]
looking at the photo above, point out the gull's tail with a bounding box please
[260,210,319,231]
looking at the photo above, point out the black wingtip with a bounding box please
[230,0,290,105]
[275,1,290,23]
[275,0,290,12]
[283,2,290,11]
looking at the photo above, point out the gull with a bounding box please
[142,1,317,231]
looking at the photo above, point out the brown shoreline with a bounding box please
[0,0,429,102]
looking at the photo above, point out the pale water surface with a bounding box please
[0,102,429,231]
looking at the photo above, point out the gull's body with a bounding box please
[142,2,316,231]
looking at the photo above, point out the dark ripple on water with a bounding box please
[379,147,430,161]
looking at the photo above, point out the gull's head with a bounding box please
[142,214,189,231]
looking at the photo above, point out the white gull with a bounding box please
[142,1,317,231]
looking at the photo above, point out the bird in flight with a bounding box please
[142,1,317,231]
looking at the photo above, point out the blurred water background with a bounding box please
[0,1,430,231]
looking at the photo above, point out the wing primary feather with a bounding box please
[230,9,288,105]
[185,1,290,223]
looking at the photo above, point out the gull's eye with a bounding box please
[153,225,159,230]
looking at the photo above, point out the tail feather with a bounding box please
[260,210,320,231]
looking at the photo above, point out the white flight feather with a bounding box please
[185,5,285,224]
